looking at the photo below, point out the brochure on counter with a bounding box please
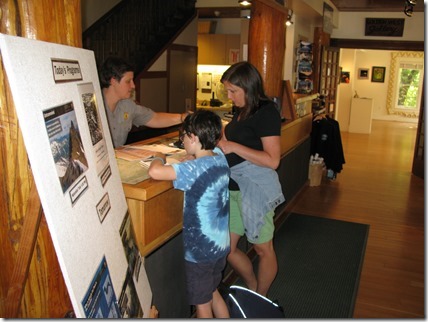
[115,143,186,184]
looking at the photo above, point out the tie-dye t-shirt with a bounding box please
[172,147,230,264]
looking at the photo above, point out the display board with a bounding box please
[0,34,152,318]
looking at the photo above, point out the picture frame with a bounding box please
[340,71,350,84]
[371,66,386,83]
[358,68,369,79]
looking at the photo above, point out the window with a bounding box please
[396,62,423,109]
[387,52,424,117]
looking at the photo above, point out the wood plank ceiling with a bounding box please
[329,0,424,12]
[197,0,424,18]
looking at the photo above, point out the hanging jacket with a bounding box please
[311,116,345,173]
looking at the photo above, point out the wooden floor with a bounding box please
[289,120,424,318]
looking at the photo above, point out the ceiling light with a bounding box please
[404,0,416,17]
[286,9,293,26]
[404,5,413,16]
[239,0,252,6]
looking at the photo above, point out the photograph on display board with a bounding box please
[43,101,89,194]
[78,82,112,187]
[81,91,103,145]
[118,269,144,318]
[81,256,121,318]
[120,212,143,282]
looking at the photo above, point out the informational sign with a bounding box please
[0,34,152,318]
[365,18,405,37]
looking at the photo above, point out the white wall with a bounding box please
[337,48,420,127]
[147,17,199,72]
[81,0,121,31]
[353,50,391,120]
[336,49,356,131]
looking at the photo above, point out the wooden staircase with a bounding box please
[82,0,197,74]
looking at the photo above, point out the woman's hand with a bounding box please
[219,136,281,169]
[217,137,231,154]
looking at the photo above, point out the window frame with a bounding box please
[386,52,424,117]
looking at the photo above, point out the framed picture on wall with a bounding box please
[371,66,386,83]
[340,71,350,83]
[358,68,369,79]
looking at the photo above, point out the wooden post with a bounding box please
[0,0,81,317]
[248,0,287,99]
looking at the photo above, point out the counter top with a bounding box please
[117,114,313,191]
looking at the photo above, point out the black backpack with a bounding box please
[219,285,285,318]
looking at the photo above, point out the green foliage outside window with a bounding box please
[397,68,420,109]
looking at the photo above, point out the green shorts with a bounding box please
[229,190,275,244]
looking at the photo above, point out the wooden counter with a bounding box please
[280,113,313,156]
[120,114,312,257]
[120,133,184,257]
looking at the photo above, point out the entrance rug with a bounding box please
[266,213,369,318]
[236,213,369,319]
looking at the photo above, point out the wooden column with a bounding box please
[0,0,81,318]
[248,0,287,98]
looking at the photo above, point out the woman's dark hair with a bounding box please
[181,110,222,150]
[220,61,270,120]
[99,57,134,89]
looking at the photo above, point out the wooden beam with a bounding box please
[5,184,42,318]
[330,38,424,51]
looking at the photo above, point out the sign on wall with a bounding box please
[0,34,152,318]
[365,18,405,37]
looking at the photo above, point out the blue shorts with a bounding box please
[185,256,227,305]
[229,190,275,244]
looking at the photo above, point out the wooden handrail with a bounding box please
[5,184,43,318]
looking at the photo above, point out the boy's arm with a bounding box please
[147,153,177,181]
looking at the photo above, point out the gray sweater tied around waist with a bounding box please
[230,161,286,241]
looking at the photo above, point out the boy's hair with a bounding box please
[181,110,222,150]
[99,56,134,89]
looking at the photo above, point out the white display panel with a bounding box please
[0,34,151,318]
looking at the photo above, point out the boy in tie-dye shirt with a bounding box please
[148,110,230,318]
